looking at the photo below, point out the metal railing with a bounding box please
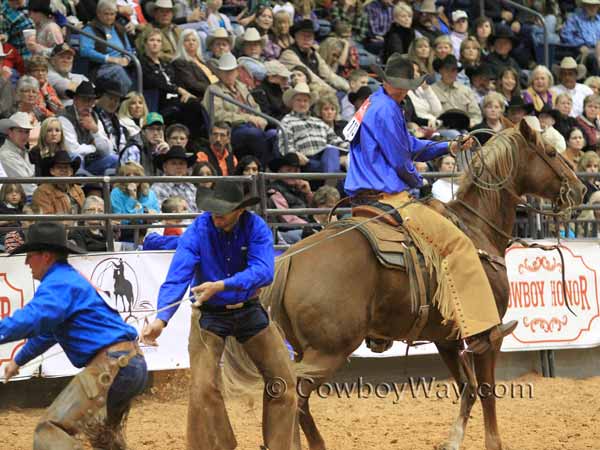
[205,87,290,154]
[65,23,143,93]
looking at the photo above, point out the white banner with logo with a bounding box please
[1,240,599,379]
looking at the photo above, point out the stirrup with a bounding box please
[366,337,393,353]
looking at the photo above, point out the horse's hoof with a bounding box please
[436,443,459,450]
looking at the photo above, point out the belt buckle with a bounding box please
[225,302,244,310]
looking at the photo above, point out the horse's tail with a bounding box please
[221,256,293,398]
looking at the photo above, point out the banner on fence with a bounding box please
[1,239,599,379]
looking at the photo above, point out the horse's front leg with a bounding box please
[474,345,503,450]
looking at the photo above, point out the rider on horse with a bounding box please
[344,53,518,354]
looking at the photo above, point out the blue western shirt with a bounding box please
[0,262,137,368]
[156,211,275,323]
[560,9,600,48]
[344,87,450,196]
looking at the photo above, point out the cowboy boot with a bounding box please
[465,320,518,354]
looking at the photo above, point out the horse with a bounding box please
[112,260,134,317]
[222,119,586,450]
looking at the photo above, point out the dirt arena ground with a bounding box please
[1,371,599,450]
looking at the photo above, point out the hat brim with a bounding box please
[196,195,260,215]
[41,158,81,176]
[65,90,98,99]
[156,153,196,170]
[0,118,33,133]
[206,35,234,49]
[507,102,535,113]
[372,65,427,90]
[9,241,86,256]
[553,64,587,80]
[438,110,471,130]
[282,89,317,108]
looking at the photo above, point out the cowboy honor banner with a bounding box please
[1,240,599,380]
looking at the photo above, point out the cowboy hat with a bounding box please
[490,24,518,45]
[40,150,81,176]
[155,145,196,170]
[535,103,561,122]
[282,82,316,108]
[433,54,462,73]
[147,0,174,15]
[438,109,470,131]
[0,112,34,134]
[552,56,587,81]
[290,19,316,36]
[9,222,86,255]
[95,78,126,99]
[196,180,259,215]
[371,53,427,90]
[465,63,495,80]
[506,95,535,113]
[65,80,97,99]
[206,28,234,50]
[213,52,238,71]
[268,152,302,172]
[415,0,437,14]
[236,27,266,49]
[264,60,291,78]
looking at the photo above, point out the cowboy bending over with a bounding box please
[142,181,296,450]
[1,222,147,449]
[344,53,517,353]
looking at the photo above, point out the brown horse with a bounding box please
[224,120,586,450]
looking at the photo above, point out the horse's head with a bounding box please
[515,119,586,210]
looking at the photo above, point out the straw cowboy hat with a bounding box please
[213,52,238,71]
[372,52,427,90]
[282,82,316,108]
[196,180,259,215]
[415,0,437,14]
[9,222,86,255]
[264,60,291,78]
[147,0,174,15]
[552,56,587,81]
[40,150,81,176]
[0,112,34,133]
[236,27,266,48]
[206,28,234,49]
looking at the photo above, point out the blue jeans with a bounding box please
[96,63,133,94]
[106,352,148,423]
[84,153,119,175]
[199,301,270,343]
[231,124,278,167]
[305,145,342,173]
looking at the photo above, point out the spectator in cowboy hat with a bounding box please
[1,221,147,450]
[58,80,118,175]
[482,23,521,78]
[152,145,198,211]
[551,56,594,118]
[413,0,444,43]
[236,27,268,89]
[432,55,482,129]
[536,103,566,152]
[32,150,85,217]
[279,19,349,95]
[0,112,36,196]
[560,0,600,53]
[94,78,128,154]
[466,63,495,105]
[279,82,348,173]
[205,27,234,60]
[137,0,181,63]
[251,59,291,120]
[48,44,89,107]
[505,95,534,125]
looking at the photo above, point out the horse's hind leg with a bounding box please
[296,349,348,450]
[435,342,477,450]
[474,346,503,450]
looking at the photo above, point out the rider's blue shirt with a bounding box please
[344,87,450,196]
[0,262,138,367]
[156,211,274,323]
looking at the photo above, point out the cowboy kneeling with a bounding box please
[1,222,147,450]
[142,181,296,450]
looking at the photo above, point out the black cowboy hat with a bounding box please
[348,86,372,106]
[371,53,427,90]
[433,54,462,73]
[465,63,495,80]
[535,103,561,122]
[490,24,518,45]
[66,81,97,99]
[95,78,126,99]
[155,145,196,171]
[506,96,534,113]
[9,222,86,255]
[196,180,259,215]
[290,19,316,36]
[40,150,81,176]
[438,109,470,130]
[28,0,52,15]
[268,152,301,172]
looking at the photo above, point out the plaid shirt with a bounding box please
[331,5,367,38]
[0,1,34,57]
[152,182,198,213]
[279,112,347,158]
[363,0,393,40]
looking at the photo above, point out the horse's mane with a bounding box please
[456,127,525,213]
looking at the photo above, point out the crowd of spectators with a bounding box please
[0,0,600,249]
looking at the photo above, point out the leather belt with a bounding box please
[199,298,259,313]
[101,340,141,355]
